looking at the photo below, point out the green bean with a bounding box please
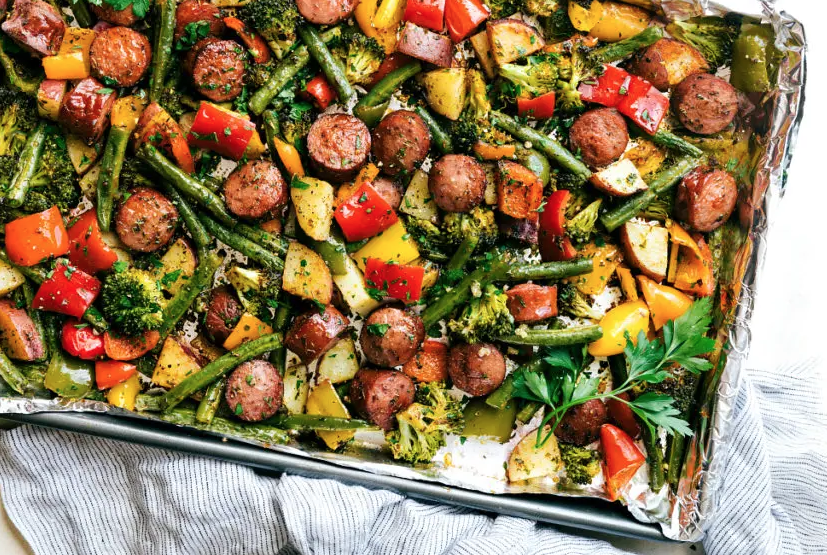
[149,0,175,102]
[485,358,545,410]
[491,111,591,183]
[152,405,290,444]
[66,0,93,27]
[516,401,541,423]
[446,235,479,272]
[161,183,212,250]
[7,122,47,207]
[354,62,422,123]
[496,325,603,346]
[199,215,284,271]
[266,413,376,431]
[599,155,699,232]
[414,106,453,154]
[0,349,28,395]
[649,129,704,158]
[157,250,222,341]
[162,332,283,411]
[138,145,236,227]
[96,126,130,231]
[297,25,354,104]
[235,222,288,257]
[195,377,226,425]
[268,295,292,373]
[80,306,108,332]
[506,258,594,282]
[589,26,663,64]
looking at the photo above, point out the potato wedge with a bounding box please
[153,238,197,296]
[152,336,202,389]
[305,379,355,450]
[400,169,439,222]
[421,69,467,121]
[331,255,382,317]
[590,158,648,197]
[291,177,334,241]
[282,364,309,415]
[318,337,360,384]
[0,299,44,361]
[620,220,669,281]
[627,38,709,91]
[283,242,333,305]
[507,426,562,482]
[487,19,545,65]
[78,162,101,199]
[0,257,25,297]
[469,31,497,78]
[66,132,100,175]
[589,1,651,42]
[397,22,453,68]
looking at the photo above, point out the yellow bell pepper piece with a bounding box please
[568,0,603,32]
[588,1,651,42]
[107,373,141,411]
[305,379,355,449]
[373,0,405,30]
[355,0,399,53]
[273,136,304,177]
[588,300,649,357]
[568,242,621,296]
[637,276,692,330]
[223,313,274,350]
[42,28,96,80]
[244,130,266,160]
[616,266,638,301]
[111,96,148,133]
[335,163,380,206]
[353,220,420,271]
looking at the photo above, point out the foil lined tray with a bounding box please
[0,0,806,541]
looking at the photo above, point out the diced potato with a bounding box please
[0,257,25,297]
[222,313,274,350]
[620,220,669,282]
[400,169,439,222]
[590,158,648,197]
[487,19,545,65]
[568,242,622,296]
[318,338,360,384]
[283,242,333,305]
[66,133,100,175]
[291,177,334,241]
[589,1,651,42]
[622,139,666,177]
[353,220,420,271]
[421,69,467,121]
[469,31,497,78]
[78,162,101,199]
[305,379,355,450]
[331,256,381,317]
[568,0,604,32]
[189,333,225,362]
[627,37,710,90]
[152,337,202,389]
[507,427,562,482]
[483,163,498,205]
[152,238,197,296]
[282,364,309,415]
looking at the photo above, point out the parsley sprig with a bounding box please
[512,298,715,447]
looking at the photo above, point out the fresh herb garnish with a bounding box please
[366,323,390,337]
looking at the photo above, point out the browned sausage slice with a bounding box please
[350,368,415,430]
[505,283,558,323]
[307,114,371,183]
[447,343,506,397]
[569,108,628,168]
[115,187,179,253]
[191,40,246,102]
[554,399,608,446]
[1,0,64,57]
[359,307,424,368]
[91,3,140,26]
[671,73,738,135]
[295,0,358,25]
[59,77,118,144]
[397,23,453,68]
[428,154,485,213]
[674,166,737,232]
[372,110,431,177]
[90,27,152,88]
[225,360,283,422]
[284,306,349,363]
[223,160,288,219]
[175,0,225,41]
[370,176,403,210]
[204,286,243,344]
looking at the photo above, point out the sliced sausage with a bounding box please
[359,307,424,368]
[225,360,283,422]
[183,37,220,74]
[671,73,738,135]
[0,299,44,361]
[350,368,415,430]
[191,40,246,102]
[626,38,709,92]
[397,23,453,68]
[296,0,358,25]
[569,108,628,168]
[498,214,538,244]
[204,286,243,344]
[372,110,431,177]
[115,187,179,253]
[224,160,287,219]
[91,3,140,26]
[505,283,557,323]
[307,114,371,183]
[448,343,506,397]
[607,392,641,439]
[553,399,608,446]
[371,176,403,210]
[1,0,64,57]
[90,27,152,88]
[175,0,225,41]
[284,306,348,363]
[428,154,485,213]
[59,77,117,144]
[674,166,737,232]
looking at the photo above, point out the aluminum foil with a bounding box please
[0,0,807,542]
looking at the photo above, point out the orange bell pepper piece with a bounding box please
[5,206,69,266]
[637,275,692,330]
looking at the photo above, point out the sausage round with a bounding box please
[554,399,608,446]
[191,40,246,102]
[204,286,243,344]
[626,38,709,92]
[90,27,152,88]
[350,368,415,430]
[295,0,358,25]
[505,283,558,323]
[447,343,506,397]
[307,114,371,182]
[372,110,431,176]
[428,154,485,213]
[183,37,219,74]
[91,3,140,26]
[175,0,225,41]
[223,160,287,219]
[115,187,179,253]
[1,0,65,57]
[569,108,628,168]
[225,360,283,422]
[671,73,738,135]
[359,307,424,368]
[674,166,737,232]
[371,176,403,210]
[59,77,117,144]
[284,306,348,363]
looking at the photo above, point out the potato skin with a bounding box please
[284,306,349,363]
[626,38,709,91]
[204,286,243,345]
[0,299,44,361]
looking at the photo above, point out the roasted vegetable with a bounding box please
[447,283,515,343]
[666,15,740,70]
[101,267,165,335]
[237,0,302,60]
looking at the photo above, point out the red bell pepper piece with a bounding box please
[578,64,628,107]
[404,0,446,32]
[5,206,69,267]
[444,0,489,43]
[305,74,337,110]
[33,262,101,319]
[187,101,258,161]
[365,258,425,303]
[95,360,137,389]
[334,182,399,242]
[616,75,669,134]
[538,190,578,262]
[223,16,271,64]
[67,211,118,274]
[517,91,556,119]
[61,318,105,360]
[601,423,646,501]
[369,54,414,89]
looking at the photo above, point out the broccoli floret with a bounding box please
[443,206,499,251]
[540,7,578,42]
[20,126,80,213]
[331,28,385,86]
[0,84,38,157]
[555,43,589,114]
[0,36,42,96]
[523,0,559,16]
[247,60,275,90]
[499,55,559,98]
[483,0,524,19]
[451,70,510,153]
[404,216,451,262]
[448,283,514,343]
[559,443,601,485]
[385,382,464,464]
[666,15,740,71]
[277,102,313,151]
[565,199,601,244]
[637,368,699,416]
[101,268,165,335]
[226,266,281,320]
[237,0,302,60]
[558,283,601,320]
